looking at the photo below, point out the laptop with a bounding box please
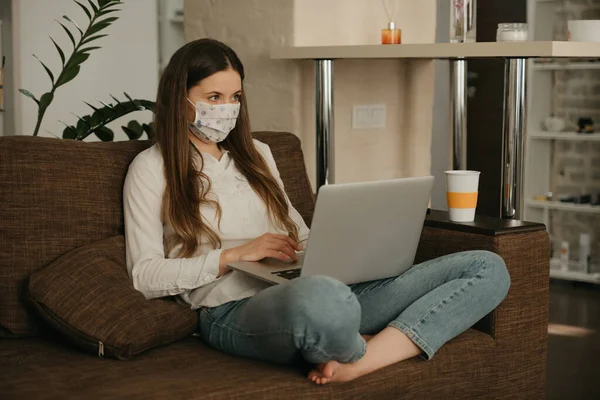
[227,176,434,285]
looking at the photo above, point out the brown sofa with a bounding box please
[0,132,549,399]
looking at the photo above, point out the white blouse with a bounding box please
[123,139,310,309]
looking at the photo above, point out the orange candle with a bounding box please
[381,22,401,44]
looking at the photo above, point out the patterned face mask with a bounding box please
[187,99,241,143]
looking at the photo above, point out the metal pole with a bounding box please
[501,58,527,219]
[450,59,467,170]
[315,59,334,189]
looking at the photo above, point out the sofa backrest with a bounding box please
[0,131,314,337]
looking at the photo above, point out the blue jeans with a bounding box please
[198,250,510,364]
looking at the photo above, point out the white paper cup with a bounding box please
[445,170,480,222]
[568,20,600,42]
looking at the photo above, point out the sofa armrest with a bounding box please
[415,210,549,400]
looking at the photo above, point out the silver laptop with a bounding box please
[228,176,434,285]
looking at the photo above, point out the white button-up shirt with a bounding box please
[123,139,310,309]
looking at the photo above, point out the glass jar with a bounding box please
[450,0,477,43]
[496,23,529,42]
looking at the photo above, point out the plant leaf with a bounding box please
[110,94,122,104]
[86,21,112,37]
[39,92,54,110]
[85,0,98,13]
[81,33,107,45]
[122,126,142,140]
[96,8,120,18]
[94,126,114,141]
[99,0,120,7]
[96,16,118,25]
[73,0,92,20]
[49,37,66,66]
[56,65,80,87]
[44,130,61,139]
[79,46,101,53]
[56,20,76,48]
[62,124,79,139]
[83,100,99,111]
[96,99,115,109]
[142,123,155,140]
[127,120,142,132]
[62,16,83,37]
[66,52,90,69]
[33,55,55,84]
[89,109,104,126]
[123,92,134,102]
[71,112,91,127]
[19,89,40,105]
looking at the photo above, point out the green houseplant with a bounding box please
[19,0,155,141]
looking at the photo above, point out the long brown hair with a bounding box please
[154,39,299,258]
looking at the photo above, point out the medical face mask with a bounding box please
[187,99,241,143]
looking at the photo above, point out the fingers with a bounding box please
[265,250,294,262]
[264,233,301,251]
[267,238,298,260]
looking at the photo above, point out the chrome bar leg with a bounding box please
[450,59,467,170]
[315,59,334,189]
[501,58,527,219]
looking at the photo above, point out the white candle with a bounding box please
[497,30,528,42]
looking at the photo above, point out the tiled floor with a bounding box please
[547,281,600,400]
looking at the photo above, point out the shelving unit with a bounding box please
[529,131,600,141]
[525,0,600,284]
[549,267,600,284]
[526,200,600,214]
[532,61,600,71]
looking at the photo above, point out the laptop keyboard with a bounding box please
[271,268,301,280]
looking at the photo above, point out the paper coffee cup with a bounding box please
[445,170,480,222]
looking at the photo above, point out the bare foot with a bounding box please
[308,335,372,385]
[308,360,360,385]
[307,327,422,385]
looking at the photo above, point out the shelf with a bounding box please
[271,42,600,60]
[528,131,600,141]
[532,62,600,70]
[549,267,600,284]
[526,200,600,213]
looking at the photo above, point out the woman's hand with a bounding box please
[219,233,301,275]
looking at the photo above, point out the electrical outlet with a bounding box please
[352,104,386,130]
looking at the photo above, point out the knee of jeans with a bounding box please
[285,275,361,334]
[478,251,511,299]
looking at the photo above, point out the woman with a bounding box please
[123,39,510,385]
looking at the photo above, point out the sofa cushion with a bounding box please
[0,133,314,338]
[0,329,496,399]
[27,235,198,360]
[0,136,153,336]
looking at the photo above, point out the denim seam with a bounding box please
[201,309,366,362]
[205,318,366,363]
[352,255,451,296]
[414,255,488,327]
[391,255,489,359]
[388,320,435,359]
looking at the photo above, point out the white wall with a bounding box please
[185,0,439,188]
[293,0,436,46]
[184,0,299,135]
[294,0,437,184]
[13,0,159,140]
